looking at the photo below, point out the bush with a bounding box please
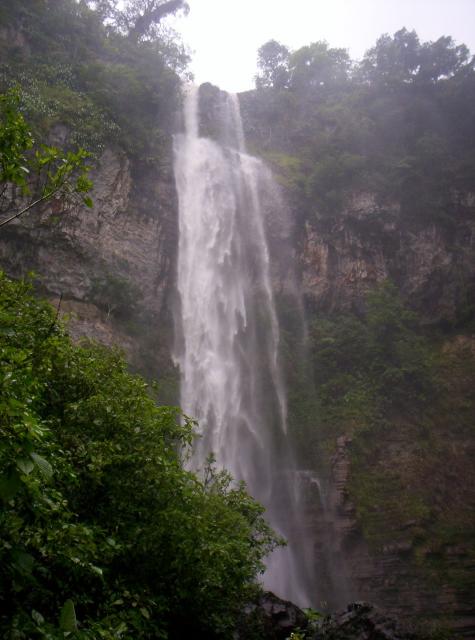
[0,273,280,639]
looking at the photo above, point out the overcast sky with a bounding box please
[168,0,475,92]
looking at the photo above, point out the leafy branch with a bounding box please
[0,88,93,229]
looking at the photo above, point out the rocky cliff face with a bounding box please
[272,198,475,636]
[321,432,474,637]
[237,92,475,636]
[300,192,475,325]
[0,145,178,380]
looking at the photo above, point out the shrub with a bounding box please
[0,273,280,638]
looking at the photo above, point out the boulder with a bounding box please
[238,591,308,640]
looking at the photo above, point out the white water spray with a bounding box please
[173,86,314,605]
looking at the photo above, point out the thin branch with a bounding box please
[129,0,184,39]
[45,293,63,339]
[0,185,62,229]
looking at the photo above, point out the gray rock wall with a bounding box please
[299,193,475,324]
[0,145,178,378]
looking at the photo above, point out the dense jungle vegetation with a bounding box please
[0,0,189,160]
[285,282,475,574]
[249,30,475,228]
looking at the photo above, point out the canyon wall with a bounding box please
[0,145,178,383]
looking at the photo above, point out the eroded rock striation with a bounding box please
[0,146,178,378]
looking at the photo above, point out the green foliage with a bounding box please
[305,152,365,215]
[256,40,291,90]
[289,42,350,94]
[95,0,189,42]
[0,273,280,638]
[310,282,436,434]
[304,283,475,593]
[348,461,432,547]
[29,77,120,153]
[359,28,472,86]
[0,88,33,190]
[59,600,78,633]
[365,282,436,404]
[256,39,350,95]
[252,30,475,223]
[0,88,93,226]
[281,282,438,469]
[262,151,304,191]
[284,280,475,605]
[0,0,188,161]
[88,272,142,320]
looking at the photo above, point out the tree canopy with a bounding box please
[0,0,190,160]
[84,0,189,41]
[256,40,291,90]
[250,30,475,224]
[359,28,472,85]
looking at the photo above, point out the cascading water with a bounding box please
[173,86,315,605]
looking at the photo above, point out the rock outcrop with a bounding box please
[238,592,308,640]
[314,602,419,640]
[0,146,178,378]
[238,598,429,640]
[300,194,475,325]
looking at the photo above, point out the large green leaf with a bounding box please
[16,457,35,475]
[59,600,77,632]
[30,452,53,479]
[12,550,35,575]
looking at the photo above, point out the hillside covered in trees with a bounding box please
[249,29,475,232]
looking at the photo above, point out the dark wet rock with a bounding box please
[314,602,419,640]
[237,591,308,640]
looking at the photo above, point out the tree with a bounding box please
[88,272,142,319]
[359,28,421,86]
[359,28,474,86]
[256,40,291,89]
[418,36,472,83]
[85,0,189,41]
[82,0,118,21]
[0,89,93,229]
[289,41,350,93]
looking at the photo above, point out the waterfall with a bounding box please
[173,86,315,606]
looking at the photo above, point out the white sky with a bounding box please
[168,0,475,92]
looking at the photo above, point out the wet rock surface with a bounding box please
[314,602,419,640]
[299,207,475,326]
[237,592,308,640]
[238,597,428,640]
[0,146,178,379]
